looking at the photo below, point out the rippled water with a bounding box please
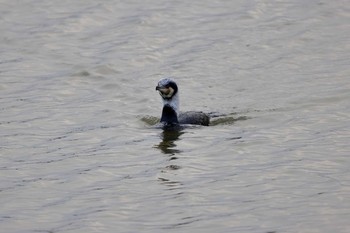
[1,1,350,232]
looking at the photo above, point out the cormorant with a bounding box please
[156,78,210,127]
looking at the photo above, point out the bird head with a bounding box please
[156,78,178,100]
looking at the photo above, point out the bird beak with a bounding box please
[156,85,168,94]
[156,86,174,99]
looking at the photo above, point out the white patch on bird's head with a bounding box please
[157,86,175,99]
[156,78,178,99]
[156,78,180,115]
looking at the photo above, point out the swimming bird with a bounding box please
[156,78,210,126]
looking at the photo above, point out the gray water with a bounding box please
[1,1,350,232]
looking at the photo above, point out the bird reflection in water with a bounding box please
[154,128,184,189]
[154,128,184,156]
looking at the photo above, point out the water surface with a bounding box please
[1,1,350,232]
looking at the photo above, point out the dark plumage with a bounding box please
[156,78,210,126]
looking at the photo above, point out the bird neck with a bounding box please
[160,94,179,124]
[161,94,179,115]
[160,105,178,124]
